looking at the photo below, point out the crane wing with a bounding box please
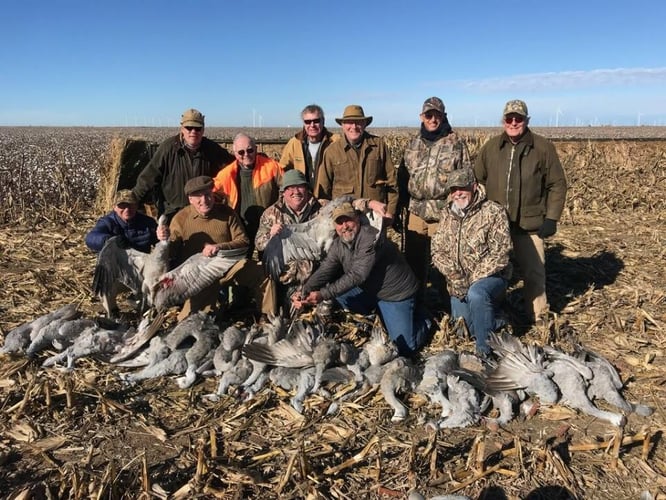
[152,246,248,311]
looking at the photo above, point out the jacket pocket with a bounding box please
[520,204,545,231]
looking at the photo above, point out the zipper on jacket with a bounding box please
[505,145,515,208]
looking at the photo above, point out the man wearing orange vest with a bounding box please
[213,133,283,256]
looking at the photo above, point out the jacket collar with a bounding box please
[499,127,534,149]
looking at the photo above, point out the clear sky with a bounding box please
[2,0,665,127]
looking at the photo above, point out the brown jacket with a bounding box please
[279,128,339,190]
[316,132,398,216]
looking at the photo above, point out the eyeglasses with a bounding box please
[423,112,442,121]
[303,118,322,125]
[504,115,525,124]
[237,148,255,156]
[184,126,203,132]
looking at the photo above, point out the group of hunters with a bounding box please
[86,98,568,356]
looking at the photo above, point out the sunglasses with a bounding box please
[303,118,322,125]
[184,126,203,132]
[504,115,525,124]
[237,148,255,156]
[423,112,442,121]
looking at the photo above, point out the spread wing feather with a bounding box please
[263,195,388,282]
[152,247,248,311]
[92,236,146,309]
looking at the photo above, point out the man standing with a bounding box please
[292,202,431,357]
[398,96,470,294]
[132,108,234,221]
[431,168,512,355]
[316,105,398,222]
[212,133,282,252]
[164,176,276,321]
[474,100,567,325]
[279,104,339,190]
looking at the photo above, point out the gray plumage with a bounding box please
[152,246,247,312]
[485,331,559,404]
[42,324,133,369]
[263,195,384,282]
[92,237,147,318]
[575,346,653,417]
[415,351,459,420]
[26,318,97,358]
[243,319,340,395]
[544,347,626,427]
[120,336,187,384]
[92,216,170,318]
[438,374,482,429]
[380,357,421,422]
[1,303,78,355]
[167,312,219,388]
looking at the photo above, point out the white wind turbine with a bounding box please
[555,106,563,127]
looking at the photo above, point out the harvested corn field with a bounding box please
[0,127,665,499]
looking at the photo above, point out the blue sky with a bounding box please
[2,0,665,127]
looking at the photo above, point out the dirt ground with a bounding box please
[0,129,665,499]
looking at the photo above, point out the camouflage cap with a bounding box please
[115,189,138,205]
[331,202,357,222]
[184,175,213,195]
[281,169,308,191]
[422,96,445,114]
[445,168,477,191]
[503,100,528,117]
[181,108,205,127]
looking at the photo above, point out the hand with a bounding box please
[202,243,219,257]
[304,291,323,305]
[538,219,557,239]
[269,222,283,238]
[367,200,387,217]
[291,291,306,310]
[157,225,170,241]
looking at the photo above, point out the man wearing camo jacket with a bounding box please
[431,168,512,355]
[397,97,471,299]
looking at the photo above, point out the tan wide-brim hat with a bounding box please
[335,105,373,126]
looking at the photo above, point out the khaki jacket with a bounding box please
[316,132,398,216]
[279,129,339,190]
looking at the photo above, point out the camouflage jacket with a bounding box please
[255,196,324,252]
[255,196,375,251]
[399,131,471,223]
[431,184,512,299]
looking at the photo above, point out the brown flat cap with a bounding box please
[184,175,213,195]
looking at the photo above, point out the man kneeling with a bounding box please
[291,202,431,356]
[431,168,512,355]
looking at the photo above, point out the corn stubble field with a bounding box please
[0,126,665,499]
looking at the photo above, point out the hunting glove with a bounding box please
[538,219,557,239]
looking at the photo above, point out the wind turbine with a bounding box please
[555,106,563,127]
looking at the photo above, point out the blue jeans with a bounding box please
[335,287,432,356]
[450,276,507,355]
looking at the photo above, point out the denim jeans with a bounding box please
[335,287,432,356]
[450,275,507,355]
